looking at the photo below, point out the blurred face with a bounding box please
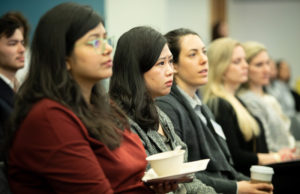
[248,50,270,87]
[144,44,174,99]
[269,59,278,80]
[0,28,25,73]
[66,23,113,88]
[175,34,208,91]
[219,22,228,37]
[223,45,248,86]
[278,61,290,83]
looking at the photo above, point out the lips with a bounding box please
[199,69,208,74]
[16,57,24,62]
[103,60,113,67]
[165,80,173,87]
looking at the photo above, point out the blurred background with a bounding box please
[1,0,299,89]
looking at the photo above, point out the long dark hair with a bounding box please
[7,2,125,151]
[109,26,167,131]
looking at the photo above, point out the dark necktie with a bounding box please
[200,105,215,132]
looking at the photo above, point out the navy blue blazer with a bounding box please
[0,78,14,148]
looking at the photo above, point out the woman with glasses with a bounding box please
[110,26,217,194]
[6,3,168,193]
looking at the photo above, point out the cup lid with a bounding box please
[250,165,274,174]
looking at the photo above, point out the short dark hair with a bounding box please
[109,26,167,131]
[1,11,30,46]
[276,59,285,70]
[212,21,226,41]
[0,16,21,40]
[164,28,199,64]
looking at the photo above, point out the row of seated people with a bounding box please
[266,59,300,140]
[1,2,300,194]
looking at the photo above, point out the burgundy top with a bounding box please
[9,98,153,194]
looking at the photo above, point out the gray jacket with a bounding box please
[156,85,249,194]
[129,108,217,194]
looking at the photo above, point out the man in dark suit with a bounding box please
[0,12,29,148]
[0,12,29,194]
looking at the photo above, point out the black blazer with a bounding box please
[156,85,249,194]
[207,97,269,176]
[0,78,14,149]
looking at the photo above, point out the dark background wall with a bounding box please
[0,0,105,43]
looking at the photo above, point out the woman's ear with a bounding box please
[173,63,179,74]
[65,58,71,71]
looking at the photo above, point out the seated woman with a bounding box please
[6,3,166,193]
[238,41,296,154]
[266,59,300,140]
[109,26,216,194]
[239,40,300,194]
[203,37,285,176]
[156,28,273,194]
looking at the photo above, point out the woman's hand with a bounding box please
[145,175,192,193]
[147,181,179,194]
[257,153,279,165]
[278,147,297,161]
[238,181,273,194]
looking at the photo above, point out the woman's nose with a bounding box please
[243,59,248,68]
[199,54,208,65]
[102,42,113,55]
[166,63,174,75]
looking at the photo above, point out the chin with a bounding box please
[262,82,270,86]
[241,78,248,83]
[160,90,171,97]
[13,64,24,70]
[198,80,208,86]
[100,71,113,79]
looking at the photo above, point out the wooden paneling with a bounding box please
[210,0,227,40]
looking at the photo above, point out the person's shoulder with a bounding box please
[263,94,279,104]
[211,96,231,108]
[156,94,179,108]
[24,98,89,137]
[157,91,184,105]
[156,93,175,103]
[34,98,67,110]
[238,90,258,101]
[29,98,75,119]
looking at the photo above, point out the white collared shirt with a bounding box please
[176,85,226,140]
[0,73,14,90]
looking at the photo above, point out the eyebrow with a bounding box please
[158,55,173,60]
[87,32,107,39]
[8,39,22,42]
[7,38,24,43]
[189,46,206,51]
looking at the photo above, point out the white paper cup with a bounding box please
[250,165,274,184]
[146,150,185,176]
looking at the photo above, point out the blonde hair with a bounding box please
[240,41,267,89]
[203,37,260,141]
[242,41,266,64]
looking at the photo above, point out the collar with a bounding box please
[0,73,14,89]
[176,85,202,109]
